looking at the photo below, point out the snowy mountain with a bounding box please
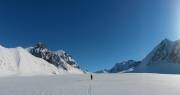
[28,42,84,74]
[95,60,141,73]
[0,42,84,76]
[96,39,180,74]
[109,60,141,73]
[134,39,180,74]
[0,45,59,75]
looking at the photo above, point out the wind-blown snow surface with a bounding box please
[0,46,59,75]
[0,73,180,95]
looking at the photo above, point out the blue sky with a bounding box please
[0,0,179,71]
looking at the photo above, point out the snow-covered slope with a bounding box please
[28,42,84,74]
[134,39,180,73]
[0,45,59,75]
[0,73,180,95]
[97,39,180,74]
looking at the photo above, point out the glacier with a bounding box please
[0,73,179,95]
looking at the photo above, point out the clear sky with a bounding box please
[0,0,180,71]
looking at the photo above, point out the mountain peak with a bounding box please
[96,38,180,74]
[160,38,172,45]
[28,43,83,73]
[162,38,170,41]
[36,42,46,49]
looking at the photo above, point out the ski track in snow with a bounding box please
[0,73,179,95]
[88,83,92,95]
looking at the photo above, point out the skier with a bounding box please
[90,74,93,80]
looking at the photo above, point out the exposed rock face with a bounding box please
[29,42,80,71]
[143,39,180,65]
[109,60,141,73]
[95,60,141,73]
[169,40,180,64]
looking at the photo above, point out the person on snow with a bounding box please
[90,74,93,80]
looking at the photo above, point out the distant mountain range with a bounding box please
[1,38,180,75]
[96,39,180,74]
[95,60,141,73]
